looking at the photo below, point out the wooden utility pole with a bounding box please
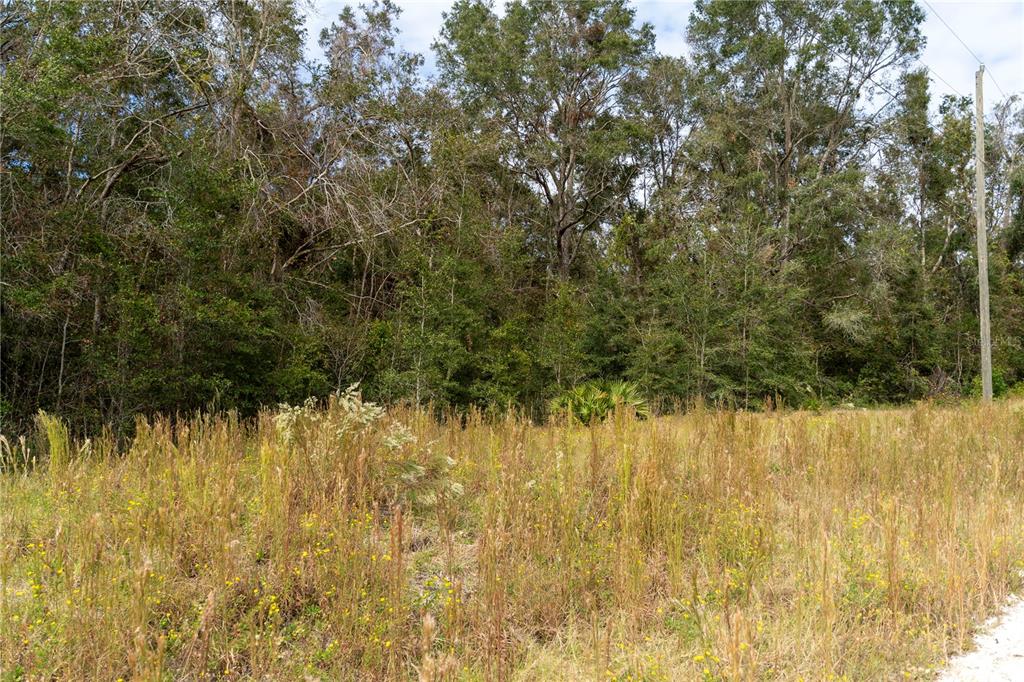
[974,66,993,401]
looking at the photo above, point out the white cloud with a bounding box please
[918,1,1023,103]
[633,1,695,58]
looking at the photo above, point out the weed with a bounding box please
[1,400,1022,679]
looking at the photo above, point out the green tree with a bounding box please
[436,0,655,277]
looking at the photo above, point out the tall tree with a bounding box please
[436,0,655,277]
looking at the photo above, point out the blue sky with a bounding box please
[303,0,1024,103]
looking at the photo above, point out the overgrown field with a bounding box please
[2,396,1023,680]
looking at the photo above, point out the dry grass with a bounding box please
[2,395,1023,681]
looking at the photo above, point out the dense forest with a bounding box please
[2,0,1023,433]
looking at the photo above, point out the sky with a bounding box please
[302,0,1024,104]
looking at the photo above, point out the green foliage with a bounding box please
[436,0,655,276]
[550,380,650,423]
[2,0,1024,434]
[967,369,1011,399]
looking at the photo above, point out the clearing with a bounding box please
[2,398,1023,680]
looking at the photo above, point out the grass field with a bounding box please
[2,394,1023,680]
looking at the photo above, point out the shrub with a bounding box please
[549,380,650,423]
[966,369,1010,398]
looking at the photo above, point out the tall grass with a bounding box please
[2,397,1023,680]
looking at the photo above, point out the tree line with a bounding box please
[3,0,1023,433]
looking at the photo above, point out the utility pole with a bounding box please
[974,66,993,401]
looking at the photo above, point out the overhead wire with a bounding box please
[916,59,965,99]
[920,0,1009,99]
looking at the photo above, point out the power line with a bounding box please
[921,0,1008,99]
[917,59,964,99]
[922,0,984,64]
[985,69,1009,101]
[834,50,963,122]
[987,70,1011,100]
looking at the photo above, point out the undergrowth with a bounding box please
[2,394,1023,680]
